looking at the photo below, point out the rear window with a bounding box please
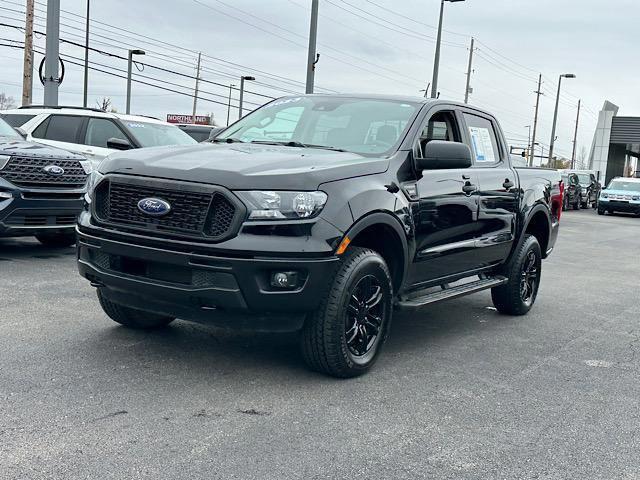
[33,115,84,144]
[0,113,35,127]
[608,180,640,192]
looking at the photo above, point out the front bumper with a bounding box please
[599,200,640,214]
[76,223,341,332]
[0,184,84,237]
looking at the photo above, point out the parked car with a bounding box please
[561,172,583,210]
[77,95,562,377]
[175,124,220,142]
[561,170,600,208]
[0,117,89,247]
[1,106,196,167]
[597,177,640,215]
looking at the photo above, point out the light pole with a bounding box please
[82,0,89,107]
[226,83,235,126]
[431,0,465,99]
[548,73,576,163]
[126,49,145,114]
[238,75,255,120]
[306,0,319,94]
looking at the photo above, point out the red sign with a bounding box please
[166,114,211,125]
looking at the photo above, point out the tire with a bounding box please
[97,289,175,329]
[597,207,605,215]
[562,196,568,211]
[301,247,393,378]
[581,201,588,209]
[491,235,542,316]
[35,232,76,248]
[573,200,580,210]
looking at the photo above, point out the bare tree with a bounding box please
[576,146,589,170]
[95,97,112,112]
[0,92,16,110]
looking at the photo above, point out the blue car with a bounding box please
[597,177,640,215]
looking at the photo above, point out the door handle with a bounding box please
[503,178,515,189]
[462,182,477,195]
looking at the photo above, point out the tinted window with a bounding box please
[0,118,20,138]
[463,113,501,164]
[33,115,84,143]
[122,121,196,148]
[0,113,35,127]
[85,118,128,148]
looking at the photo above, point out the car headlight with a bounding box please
[602,193,608,199]
[0,154,11,170]
[84,171,104,204]
[236,190,328,220]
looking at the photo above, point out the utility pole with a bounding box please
[464,37,474,104]
[226,84,235,126]
[43,0,61,106]
[238,75,255,120]
[529,74,543,167]
[571,99,581,169]
[305,0,319,94]
[192,52,202,123]
[21,0,34,106]
[82,0,89,107]
[525,125,532,163]
[126,49,145,114]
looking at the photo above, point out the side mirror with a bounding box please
[417,140,472,170]
[107,137,132,150]
[208,127,225,141]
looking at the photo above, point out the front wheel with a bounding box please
[35,232,76,248]
[301,247,393,378]
[597,207,605,215]
[491,235,542,316]
[97,289,175,329]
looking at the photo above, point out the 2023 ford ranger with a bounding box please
[77,95,563,377]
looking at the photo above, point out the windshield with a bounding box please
[122,121,197,148]
[217,96,421,155]
[0,118,20,138]
[608,180,640,192]
[576,174,591,184]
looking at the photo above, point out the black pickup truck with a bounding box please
[0,118,89,246]
[77,95,563,377]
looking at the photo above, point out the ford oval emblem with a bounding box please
[137,198,171,217]
[43,165,65,176]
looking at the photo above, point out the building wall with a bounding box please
[589,101,619,181]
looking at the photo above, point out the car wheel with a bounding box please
[491,235,542,316]
[97,289,175,329]
[562,196,568,211]
[581,201,588,209]
[597,207,605,215]
[301,247,393,378]
[35,232,76,248]
[574,200,580,210]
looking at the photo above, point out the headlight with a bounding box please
[602,193,608,199]
[236,190,328,220]
[84,171,104,204]
[79,159,93,174]
[0,154,11,170]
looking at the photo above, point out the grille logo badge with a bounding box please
[137,198,171,217]
[43,165,65,176]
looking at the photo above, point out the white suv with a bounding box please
[1,106,197,167]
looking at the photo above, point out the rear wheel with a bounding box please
[97,289,175,329]
[301,247,393,378]
[35,232,76,248]
[573,200,581,210]
[491,235,542,316]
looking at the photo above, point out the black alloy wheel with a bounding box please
[520,250,540,308]
[345,275,385,360]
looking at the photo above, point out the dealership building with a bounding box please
[589,101,640,183]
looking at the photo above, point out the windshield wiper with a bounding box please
[212,137,245,144]
[248,140,347,152]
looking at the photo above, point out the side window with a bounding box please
[85,118,128,148]
[239,107,304,142]
[34,115,84,144]
[462,113,502,164]
[31,116,51,138]
[415,111,460,156]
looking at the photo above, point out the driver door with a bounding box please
[407,108,481,286]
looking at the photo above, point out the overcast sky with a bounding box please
[1,0,638,161]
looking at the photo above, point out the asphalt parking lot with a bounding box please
[1,208,639,479]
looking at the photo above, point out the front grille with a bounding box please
[0,156,87,188]
[93,177,243,241]
[4,213,77,227]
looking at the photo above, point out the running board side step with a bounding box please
[396,276,508,309]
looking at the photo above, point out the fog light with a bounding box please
[0,191,12,199]
[270,271,299,289]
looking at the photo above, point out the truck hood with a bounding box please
[0,136,85,160]
[99,143,389,190]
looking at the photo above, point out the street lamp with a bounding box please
[238,76,255,120]
[431,0,465,99]
[126,49,145,114]
[226,83,236,126]
[548,73,576,163]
